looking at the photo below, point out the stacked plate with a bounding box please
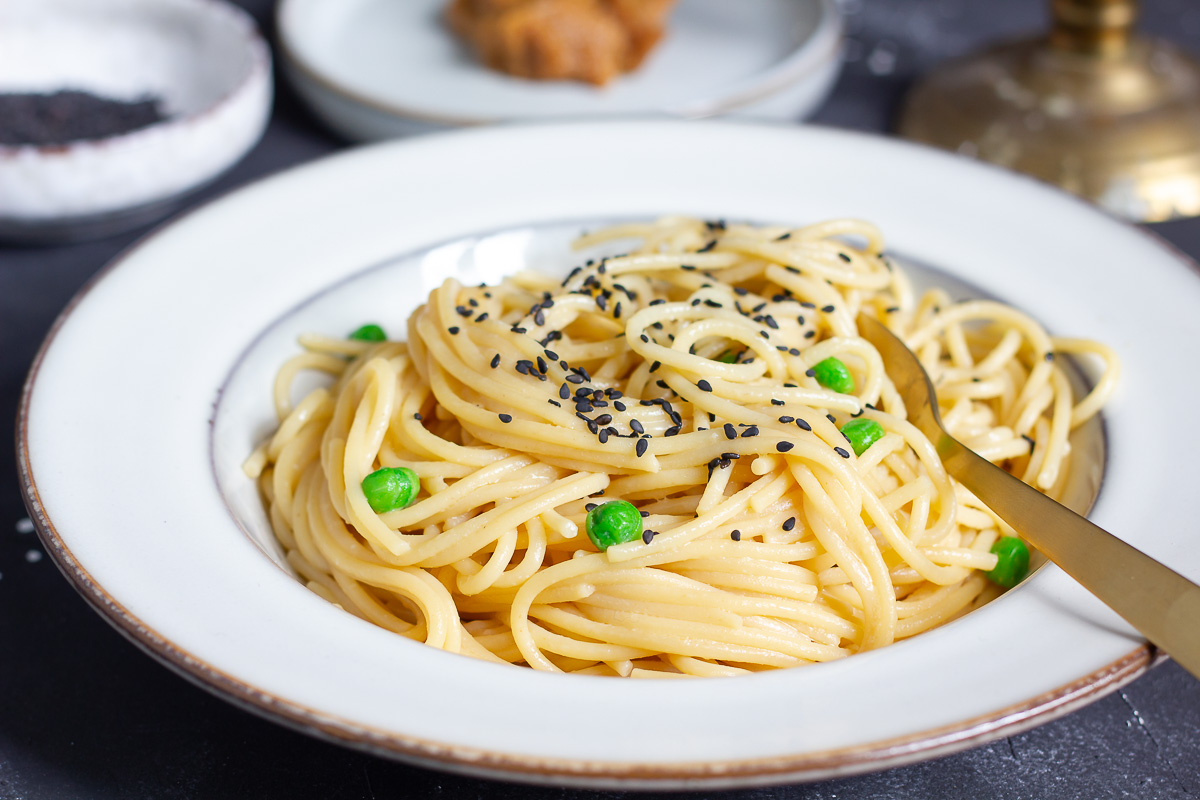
[277,0,844,140]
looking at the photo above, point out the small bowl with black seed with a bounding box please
[0,0,272,243]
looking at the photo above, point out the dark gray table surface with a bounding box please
[3,1,1199,797]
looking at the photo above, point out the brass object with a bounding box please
[857,313,1200,680]
[896,0,1200,222]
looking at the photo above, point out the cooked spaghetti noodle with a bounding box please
[245,217,1118,677]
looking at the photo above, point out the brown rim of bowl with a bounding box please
[14,199,1164,790]
[0,0,270,159]
[274,0,843,130]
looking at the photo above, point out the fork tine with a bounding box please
[856,313,944,442]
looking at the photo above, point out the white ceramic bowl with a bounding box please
[277,0,843,141]
[19,121,1200,788]
[0,0,272,242]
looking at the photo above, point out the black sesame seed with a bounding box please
[1044,352,1055,362]
[760,331,770,339]
[804,330,816,339]
[681,264,696,271]
[776,441,795,452]
[771,399,785,406]
[723,423,737,439]
[782,517,796,531]
[834,446,850,458]
[595,414,613,426]
[596,295,608,312]
[656,379,670,389]
[456,305,471,317]
[614,401,627,412]
[821,305,835,313]
[797,315,806,325]
[778,415,794,423]
[636,438,649,457]
[414,413,423,421]
[515,362,530,375]
[697,379,713,393]
[775,232,792,240]
[665,425,681,436]
[630,419,644,435]
[448,326,460,335]
[642,529,654,544]
[565,374,584,384]
[764,315,779,329]
[490,354,501,369]
[801,302,816,309]
[559,384,570,400]
[741,426,759,438]
[704,299,723,308]
[598,428,610,444]
[548,399,561,407]
[576,402,593,413]
[886,306,900,313]
[475,313,489,322]
[533,309,545,326]
[838,252,852,263]
[585,502,597,511]
[499,413,512,423]
[752,302,767,313]
[796,418,811,431]
[827,414,837,424]
[805,368,817,378]
[511,326,527,334]
[649,361,661,373]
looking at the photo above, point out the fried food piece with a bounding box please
[447,0,676,86]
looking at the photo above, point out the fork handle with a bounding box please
[939,434,1200,680]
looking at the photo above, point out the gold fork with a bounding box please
[857,312,1200,680]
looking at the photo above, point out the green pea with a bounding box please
[986,536,1030,588]
[812,357,855,393]
[361,466,420,513]
[350,323,387,342]
[586,500,644,551]
[716,350,742,364]
[840,418,885,456]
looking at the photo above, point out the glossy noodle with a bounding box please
[245,217,1118,677]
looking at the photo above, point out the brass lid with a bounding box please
[897,0,1200,222]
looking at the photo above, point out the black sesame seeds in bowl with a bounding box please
[0,0,272,244]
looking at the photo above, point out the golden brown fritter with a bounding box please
[447,0,677,86]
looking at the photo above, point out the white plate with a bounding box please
[19,121,1200,789]
[277,0,842,140]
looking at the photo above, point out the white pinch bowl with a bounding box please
[0,0,272,242]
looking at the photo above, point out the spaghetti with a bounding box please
[245,217,1119,677]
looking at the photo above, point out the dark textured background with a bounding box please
[3,1,1199,797]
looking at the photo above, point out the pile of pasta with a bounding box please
[246,217,1118,677]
